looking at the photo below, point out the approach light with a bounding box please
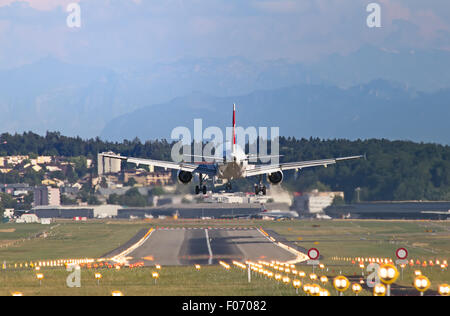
[333,276,350,295]
[373,283,386,296]
[303,283,312,295]
[309,273,318,281]
[309,284,321,296]
[319,288,330,296]
[378,264,399,285]
[352,283,363,295]
[438,284,450,296]
[414,275,430,295]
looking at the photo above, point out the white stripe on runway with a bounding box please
[205,229,213,265]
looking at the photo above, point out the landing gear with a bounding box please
[254,175,267,196]
[254,184,267,196]
[195,185,207,195]
[195,173,208,195]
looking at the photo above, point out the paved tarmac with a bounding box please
[126,228,297,266]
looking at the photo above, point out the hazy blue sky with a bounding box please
[0,0,449,69]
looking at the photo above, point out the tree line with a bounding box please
[0,132,449,202]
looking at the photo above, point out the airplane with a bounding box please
[99,104,364,195]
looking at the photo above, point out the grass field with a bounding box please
[264,219,450,259]
[0,221,150,261]
[0,266,307,296]
[0,219,448,296]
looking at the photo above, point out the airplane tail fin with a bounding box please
[232,103,236,156]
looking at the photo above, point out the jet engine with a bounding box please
[268,171,283,185]
[177,170,193,184]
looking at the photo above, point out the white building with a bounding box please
[98,153,122,175]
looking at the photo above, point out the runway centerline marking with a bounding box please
[205,229,213,265]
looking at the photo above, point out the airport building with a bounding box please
[325,202,450,220]
[32,206,94,219]
[30,205,121,219]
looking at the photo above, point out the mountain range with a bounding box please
[0,46,449,143]
[100,81,450,144]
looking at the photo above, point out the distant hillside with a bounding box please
[0,57,137,138]
[1,46,450,139]
[101,81,450,145]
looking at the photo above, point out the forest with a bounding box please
[0,132,449,202]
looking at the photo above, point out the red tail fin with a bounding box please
[232,103,236,146]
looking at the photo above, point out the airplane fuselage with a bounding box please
[98,103,364,196]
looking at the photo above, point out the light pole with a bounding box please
[95,273,102,286]
[414,275,430,296]
[355,187,361,203]
[152,271,159,285]
[293,279,301,295]
[36,273,44,287]
[352,283,363,296]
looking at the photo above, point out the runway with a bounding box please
[123,228,299,266]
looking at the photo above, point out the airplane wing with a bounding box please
[245,155,364,177]
[99,153,217,176]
